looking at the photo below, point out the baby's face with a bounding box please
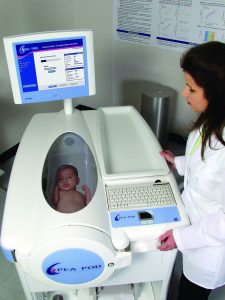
[57,168,79,191]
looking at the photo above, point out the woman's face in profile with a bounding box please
[181,72,208,113]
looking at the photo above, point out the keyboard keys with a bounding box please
[106,183,176,210]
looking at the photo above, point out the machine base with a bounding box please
[31,281,164,300]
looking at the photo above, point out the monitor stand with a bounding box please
[64,98,74,115]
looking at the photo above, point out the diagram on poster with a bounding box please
[113,0,225,52]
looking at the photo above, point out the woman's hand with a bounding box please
[160,150,176,169]
[157,229,177,251]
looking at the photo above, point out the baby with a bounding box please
[52,164,91,213]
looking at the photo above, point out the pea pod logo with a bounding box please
[47,262,61,275]
[42,249,105,284]
[18,45,30,55]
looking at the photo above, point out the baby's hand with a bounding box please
[81,185,91,204]
[81,184,89,192]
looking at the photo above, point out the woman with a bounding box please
[158,41,225,300]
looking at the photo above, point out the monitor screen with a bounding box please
[4,30,95,104]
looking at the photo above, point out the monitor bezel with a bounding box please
[4,30,96,104]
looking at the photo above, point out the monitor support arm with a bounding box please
[64,98,74,115]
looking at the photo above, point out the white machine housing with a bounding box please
[1,29,189,300]
[1,106,189,299]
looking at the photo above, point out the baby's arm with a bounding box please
[52,185,60,207]
[81,185,91,205]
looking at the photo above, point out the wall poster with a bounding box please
[113,0,225,51]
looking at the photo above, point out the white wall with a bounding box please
[0,0,197,153]
[113,40,197,138]
[72,0,114,109]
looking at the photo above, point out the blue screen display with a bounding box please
[13,37,90,104]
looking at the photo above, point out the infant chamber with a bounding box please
[42,131,98,212]
[0,109,132,293]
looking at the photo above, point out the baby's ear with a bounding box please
[77,177,80,185]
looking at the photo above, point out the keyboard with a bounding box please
[106,183,176,211]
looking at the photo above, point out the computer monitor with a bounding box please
[3,30,96,104]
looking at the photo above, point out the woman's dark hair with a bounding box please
[180,41,225,159]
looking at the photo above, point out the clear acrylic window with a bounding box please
[42,132,98,213]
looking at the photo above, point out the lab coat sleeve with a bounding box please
[174,159,225,251]
[173,211,225,250]
[174,156,186,176]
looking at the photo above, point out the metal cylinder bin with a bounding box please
[141,85,173,148]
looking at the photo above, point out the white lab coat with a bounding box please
[173,128,225,289]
